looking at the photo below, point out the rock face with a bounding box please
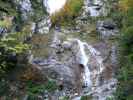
[83,0,108,17]
[32,28,118,99]
[36,17,52,34]
[2,0,119,100]
[96,19,119,39]
[17,0,33,20]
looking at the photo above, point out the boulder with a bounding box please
[0,27,8,36]
[82,0,107,17]
[96,19,119,39]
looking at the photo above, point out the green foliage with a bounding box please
[0,18,12,28]
[59,96,70,100]
[26,80,57,97]
[0,32,30,76]
[115,0,133,100]
[51,0,83,26]
[44,80,57,92]
[0,79,9,96]
[27,82,45,96]
[106,96,115,100]
[80,95,92,100]
[0,0,18,17]
[30,0,47,21]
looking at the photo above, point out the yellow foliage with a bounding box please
[0,16,13,28]
[119,0,133,12]
[51,0,83,25]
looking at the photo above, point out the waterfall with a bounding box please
[43,0,66,14]
[84,0,104,16]
[76,39,92,87]
[73,39,104,89]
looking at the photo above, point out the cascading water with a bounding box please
[43,0,66,14]
[84,0,105,16]
[72,39,105,89]
[76,39,92,87]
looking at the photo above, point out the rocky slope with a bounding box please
[0,0,119,100]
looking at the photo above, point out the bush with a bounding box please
[0,17,12,28]
[80,95,92,100]
[0,32,30,76]
[26,80,58,99]
[115,0,133,100]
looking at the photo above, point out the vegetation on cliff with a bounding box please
[51,0,83,25]
[115,0,133,99]
[0,0,30,77]
[0,0,133,99]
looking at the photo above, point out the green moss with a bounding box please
[0,0,18,16]
[0,20,11,28]
[80,95,92,100]
[59,96,70,100]
[0,32,30,76]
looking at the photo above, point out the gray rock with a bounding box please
[36,17,51,34]
[96,19,119,39]
[82,0,107,17]
[0,27,8,36]
[15,0,33,21]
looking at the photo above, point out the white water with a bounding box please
[88,6,100,16]
[43,0,66,14]
[77,40,92,87]
[84,0,103,16]
[69,39,104,88]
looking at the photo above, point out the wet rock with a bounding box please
[96,19,119,39]
[82,0,107,17]
[38,61,79,91]
[12,0,33,21]
[19,0,33,20]
[91,78,117,100]
[62,41,72,50]
[36,17,51,34]
[102,20,116,30]
[0,27,8,36]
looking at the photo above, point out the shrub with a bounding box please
[0,32,30,76]
[0,17,12,28]
[115,0,133,100]
[26,80,58,99]
[80,95,92,100]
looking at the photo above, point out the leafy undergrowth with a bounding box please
[0,32,30,77]
[51,0,83,26]
[114,0,133,100]
[26,80,58,99]
[80,95,92,100]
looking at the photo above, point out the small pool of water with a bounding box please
[44,0,66,14]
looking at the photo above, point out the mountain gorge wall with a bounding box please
[0,0,119,100]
